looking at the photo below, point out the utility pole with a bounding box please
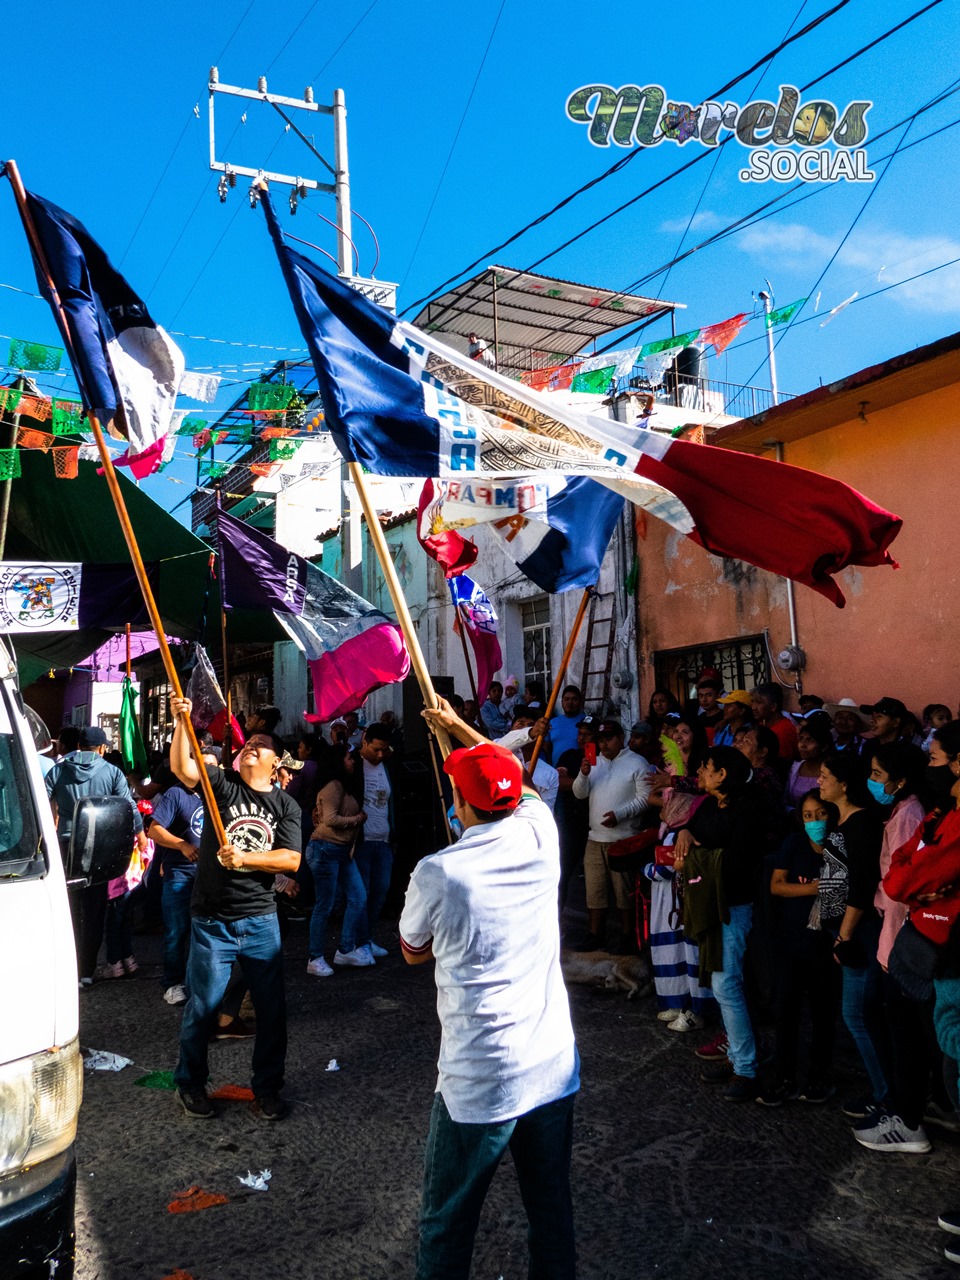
[758,284,779,406]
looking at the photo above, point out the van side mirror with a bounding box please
[66,796,136,887]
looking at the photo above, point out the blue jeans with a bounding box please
[841,957,890,1103]
[174,914,286,1095]
[355,839,393,930]
[306,839,369,956]
[711,903,757,1079]
[161,869,195,988]
[105,891,132,964]
[417,1091,576,1280]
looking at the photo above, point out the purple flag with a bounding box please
[216,511,409,720]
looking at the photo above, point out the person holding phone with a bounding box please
[555,717,599,922]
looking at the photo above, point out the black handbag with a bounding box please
[888,920,939,1002]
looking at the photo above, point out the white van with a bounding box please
[0,638,132,1278]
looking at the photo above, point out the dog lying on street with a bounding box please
[560,950,652,1000]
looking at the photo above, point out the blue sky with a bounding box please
[1,0,958,517]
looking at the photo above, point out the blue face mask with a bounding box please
[804,818,829,846]
[867,777,896,807]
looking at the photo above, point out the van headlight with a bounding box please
[0,1039,82,1176]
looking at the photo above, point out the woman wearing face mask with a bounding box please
[758,790,841,1106]
[876,726,960,1152]
[816,751,888,1123]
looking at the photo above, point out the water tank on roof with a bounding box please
[669,344,705,408]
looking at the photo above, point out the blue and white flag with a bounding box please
[260,192,902,607]
[449,573,502,704]
[25,189,184,470]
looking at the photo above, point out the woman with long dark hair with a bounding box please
[759,788,841,1106]
[875,728,960,1153]
[816,750,887,1121]
[305,742,371,976]
[785,718,834,813]
[674,745,766,1101]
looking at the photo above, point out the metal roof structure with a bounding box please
[412,266,681,372]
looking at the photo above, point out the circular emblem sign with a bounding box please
[0,564,81,632]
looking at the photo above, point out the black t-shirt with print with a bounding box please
[191,766,303,921]
[817,807,883,923]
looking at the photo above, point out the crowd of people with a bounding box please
[38,668,960,1272]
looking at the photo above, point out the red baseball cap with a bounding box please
[443,742,523,811]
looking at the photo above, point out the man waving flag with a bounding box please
[261,192,901,606]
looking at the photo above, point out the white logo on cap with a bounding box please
[497,777,512,789]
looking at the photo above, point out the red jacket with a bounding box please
[883,808,960,946]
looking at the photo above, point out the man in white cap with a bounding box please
[401,699,577,1280]
[824,698,870,756]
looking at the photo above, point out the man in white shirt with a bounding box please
[572,719,651,952]
[400,699,578,1280]
[495,703,559,813]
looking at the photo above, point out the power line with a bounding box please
[119,111,197,266]
[313,0,381,84]
[266,0,323,72]
[398,0,508,291]
[214,0,258,63]
[654,0,809,302]
[400,0,857,315]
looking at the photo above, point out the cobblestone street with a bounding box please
[75,913,958,1280]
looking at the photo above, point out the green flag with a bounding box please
[119,676,149,775]
[570,366,614,394]
[639,328,701,358]
[765,298,807,329]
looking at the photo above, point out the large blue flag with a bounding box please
[25,189,184,469]
[260,192,902,607]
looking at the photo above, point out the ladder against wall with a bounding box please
[579,592,616,711]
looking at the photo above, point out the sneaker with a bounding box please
[725,1074,760,1102]
[211,1017,256,1040]
[798,1080,835,1104]
[333,946,376,968]
[668,1011,704,1034]
[100,961,125,980]
[252,1091,287,1121]
[842,1094,881,1120]
[852,1107,890,1132]
[695,1032,729,1062]
[853,1112,932,1154]
[657,1007,683,1022]
[757,1079,799,1108]
[163,984,188,1006]
[938,1211,960,1235]
[700,1061,733,1084]
[121,955,139,975]
[177,1087,216,1119]
[925,1101,960,1134]
[307,957,334,977]
[368,942,389,959]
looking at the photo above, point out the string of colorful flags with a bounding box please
[0,333,328,483]
[519,297,807,394]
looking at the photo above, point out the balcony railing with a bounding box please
[627,372,793,420]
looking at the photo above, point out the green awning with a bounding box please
[2,452,281,684]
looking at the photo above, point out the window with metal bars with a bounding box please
[653,635,768,707]
[521,597,552,697]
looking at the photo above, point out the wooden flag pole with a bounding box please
[346,461,451,760]
[529,585,593,772]
[124,623,131,679]
[3,159,227,846]
[214,483,234,769]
